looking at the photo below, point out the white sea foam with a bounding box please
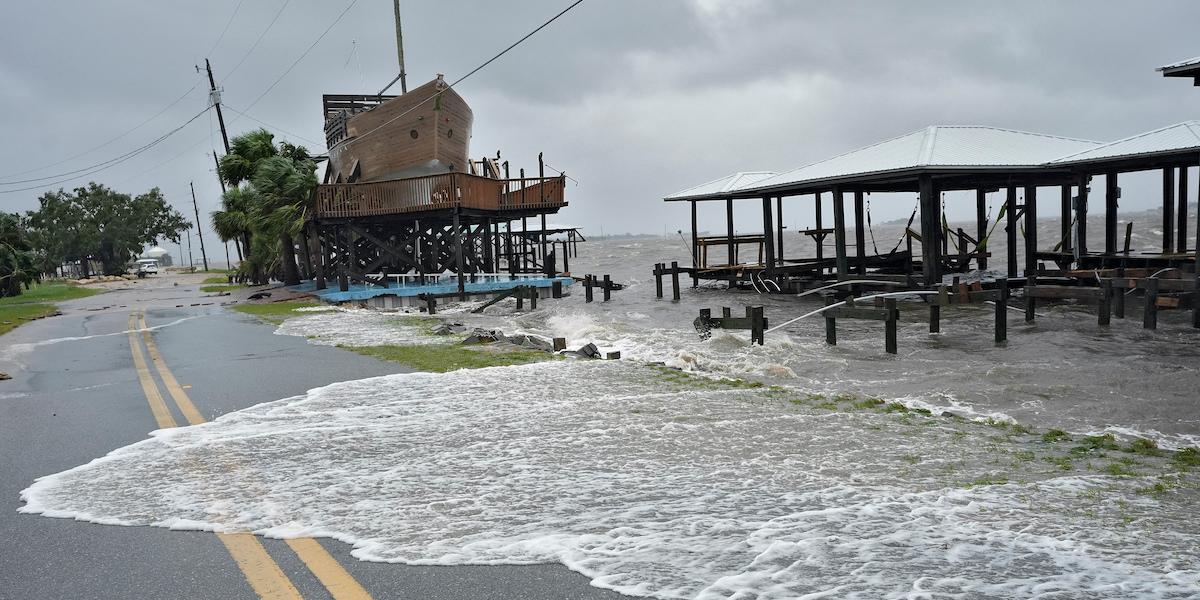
[274,308,444,347]
[21,361,1200,598]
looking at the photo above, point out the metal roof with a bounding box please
[1158,55,1200,74]
[1049,121,1200,165]
[664,171,777,201]
[734,126,1100,195]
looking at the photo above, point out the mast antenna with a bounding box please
[393,0,407,93]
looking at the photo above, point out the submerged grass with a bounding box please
[342,343,560,372]
[0,282,100,337]
[232,300,320,324]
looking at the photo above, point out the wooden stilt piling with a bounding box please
[1144,277,1159,330]
[995,277,1008,344]
[553,337,566,351]
[654,263,663,299]
[552,280,562,299]
[929,303,940,333]
[603,274,612,302]
[585,275,594,303]
[1098,279,1111,326]
[1113,268,1125,318]
[671,261,681,301]
[824,296,837,345]
[529,286,537,310]
[884,298,898,354]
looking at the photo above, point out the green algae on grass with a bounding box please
[231,300,320,324]
[342,343,561,372]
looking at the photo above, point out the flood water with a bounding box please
[20,209,1200,599]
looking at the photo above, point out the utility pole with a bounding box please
[186,228,194,270]
[393,0,407,93]
[205,59,231,153]
[212,151,226,193]
[190,181,210,271]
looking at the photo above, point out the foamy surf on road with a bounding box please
[20,361,1200,598]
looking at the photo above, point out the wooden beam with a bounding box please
[725,198,735,266]
[690,200,698,270]
[1178,166,1189,254]
[1105,172,1118,255]
[919,175,940,285]
[976,188,988,270]
[1075,174,1089,255]
[1006,186,1018,277]
[761,196,775,275]
[854,191,866,275]
[1024,186,1037,278]
[1059,184,1072,258]
[775,196,784,265]
[1163,167,1175,253]
[814,192,824,271]
[832,187,849,278]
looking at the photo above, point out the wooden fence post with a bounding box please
[884,298,898,354]
[671,261,681,301]
[603,274,612,302]
[995,277,1008,344]
[1098,279,1111,326]
[824,295,837,345]
[1143,277,1159,330]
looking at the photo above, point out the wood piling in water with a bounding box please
[1144,277,1159,330]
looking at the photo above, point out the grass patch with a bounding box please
[1124,438,1164,457]
[1103,461,1140,477]
[1042,429,1071,443]
[201,272,235,284]
[1043,455,1074,471]
[342,343,559,372]
[852,397,886,410]
[0,282,100,306]
[232,300,320,324]
[883,402,909,413]
[201,284,245,293]
[1173,447,1200,469]
[969,474,1010,487]
[0,303,58,336]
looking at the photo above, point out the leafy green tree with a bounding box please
[0,212,38,297]
[26,183,189,276]
[213,129,315,285]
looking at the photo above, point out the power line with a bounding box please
[344,0,585,151]
[0,106,212,194]
[205,0,248,59]
[225,0,292,78]
[221,103,325,149]
[238,0,359,115]
[0,81,202,180]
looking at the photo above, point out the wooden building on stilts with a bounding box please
[303,75,573,308]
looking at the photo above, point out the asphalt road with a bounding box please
[0,274,633,600]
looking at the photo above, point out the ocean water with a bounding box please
[19,209,1200,598]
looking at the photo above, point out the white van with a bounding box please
[135,259,159,276]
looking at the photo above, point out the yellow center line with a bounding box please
[134,310,373,600]
[128,313,176,429]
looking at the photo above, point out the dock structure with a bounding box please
[297,76,574,307]
[662,58,1200,329]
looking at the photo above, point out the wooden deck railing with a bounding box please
[313,173,566,219]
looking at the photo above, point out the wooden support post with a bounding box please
[671,261,681,301]
[1179,166,1189,254]
[1006,186,1018,277]
[603,274,612,302]
[1024,185,1037,279]
[957,228,968,272]
[776,196,785,266]
[1123,222,1133,255]
[725,198,735,266]
[690,200,699,286]
[654,263,663,299]
[339,226,351,292]
[529,286,537,310]
[1025,279,1036,323]
[814,192,824,271]
[919,175,941,285]
[761,196,776,275]
[824,295,837,345]
[585,275,594,303]
[976,189,989,270]
[1098,279,1111,326]
[1144,277,1159,330]
[516,287,524,310]
[424,294,437,315]
[552,280,562,298]
[929,303,940,333]
[748,305,765,345]
[854,191,866,275]
[553,337,566,351]
[884,298,898,355]
[832,187,849,278]
[561,241,570,274]
[1163,167,1175,253]
[995,277,1008,344]
[1195,169,1200,328]
[453,210,466,300]
[311,223,327,290]
[1060,184,1072,258]
[1113,268,1125,318]
[1105,172,1119,256]
[1076,175,1089,256]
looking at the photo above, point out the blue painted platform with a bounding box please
[291,276,574,303]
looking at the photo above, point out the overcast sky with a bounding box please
[2,1,1199,260]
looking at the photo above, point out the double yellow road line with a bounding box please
[127,311,371,600]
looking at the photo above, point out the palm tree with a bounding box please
[252,156,316,286]
[211,186,259,265]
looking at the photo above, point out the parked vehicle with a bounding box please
[135,259,159,277]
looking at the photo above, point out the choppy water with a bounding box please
[19,208,1200,598]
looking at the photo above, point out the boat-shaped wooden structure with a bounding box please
[302,75,571,302]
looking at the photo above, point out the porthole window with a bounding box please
[447,129,454,139]
[409,129,419,139]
